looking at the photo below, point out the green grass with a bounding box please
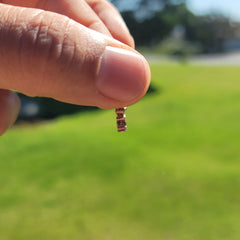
[1,65,240,240]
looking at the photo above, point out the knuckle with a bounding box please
[18,11,76,90]
[11,8,74,63]
[19,11,61,60]
[0,6,77,96]
[31,13,76,69]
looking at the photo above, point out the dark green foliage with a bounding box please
[111,0,236,53]
[17,93,99,121]
[184,14,234,53]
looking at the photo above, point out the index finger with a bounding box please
[1,0,112,37]
[1,0,134,47]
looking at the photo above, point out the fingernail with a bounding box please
[96,46,147,102]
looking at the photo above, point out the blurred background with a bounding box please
[1,0,240,239]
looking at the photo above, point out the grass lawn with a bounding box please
[0,65,240,240]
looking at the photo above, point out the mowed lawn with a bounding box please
[0,65,240,240]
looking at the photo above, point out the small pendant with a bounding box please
[115,107,127,132]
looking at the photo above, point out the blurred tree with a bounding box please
[184,14,234,53]
[117,1,190,46]
[110,0,186,13]
[111,0,235,53]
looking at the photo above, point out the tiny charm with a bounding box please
[115,107,127,132]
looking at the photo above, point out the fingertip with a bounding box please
[119,33,135,49]
[87,0,135,48]
[96,46,151,107]
[129,36,135,49]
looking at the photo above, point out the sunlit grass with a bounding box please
[1,65,240,240]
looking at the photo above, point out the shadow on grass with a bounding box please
[17,83,160,122]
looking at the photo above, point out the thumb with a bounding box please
[0,4,150,109]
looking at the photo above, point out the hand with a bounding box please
[0,0,151,135]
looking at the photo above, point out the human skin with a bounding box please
[0,0,151,135]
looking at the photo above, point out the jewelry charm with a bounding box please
[115,107,127,132]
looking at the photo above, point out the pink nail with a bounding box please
[96,46,147,102]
